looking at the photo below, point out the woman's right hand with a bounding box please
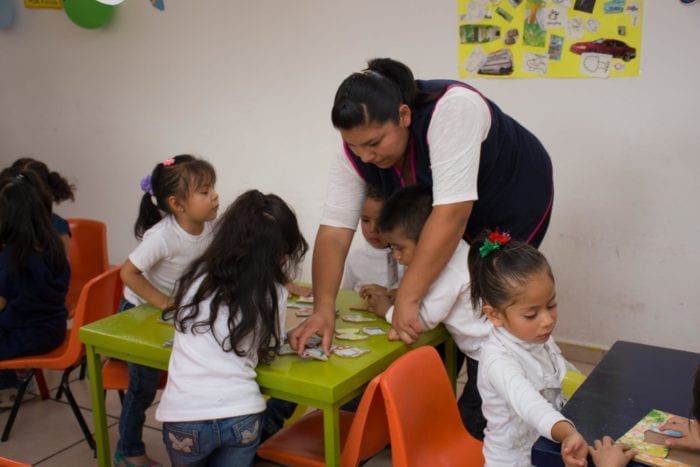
[389,297,423,343]
[288,309,336,355]
[659,417,700,451]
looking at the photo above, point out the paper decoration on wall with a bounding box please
[150,0,164,11]
[0,0,15,29]
[24,0,62,8]
[457,0,643,78]
[63,0,114,29]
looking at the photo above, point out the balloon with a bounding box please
[63,0,114,29]
[95,0,125,4]
[0,0,16,30]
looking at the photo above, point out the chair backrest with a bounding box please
[64,266,122,367]
[341,375,389,466]
[379,346,484,467]
[0,456,31,467]
[65,218,109,314]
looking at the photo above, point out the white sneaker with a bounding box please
[0,388,17,409]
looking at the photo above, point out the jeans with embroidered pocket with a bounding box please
[162,412,263,467]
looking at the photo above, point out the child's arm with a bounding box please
[0,296,5,311]
[120,259,171,310]
[588,436,637,467]
[659,417,700,451]
[552,421,588,467]
[365,293,392,317]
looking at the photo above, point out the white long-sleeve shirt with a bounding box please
[478,326,570,467]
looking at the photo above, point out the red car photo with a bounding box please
[569,38,636,61]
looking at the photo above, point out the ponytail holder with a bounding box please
[479,231,511,258]
[162,158,175,167]
[140,174,154,196]
[15,173,25,182]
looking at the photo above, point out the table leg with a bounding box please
[85,345,111,467]
[322,405,341,467]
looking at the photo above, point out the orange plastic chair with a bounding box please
[65,218,109,319]
[257,374,389,467]
[0,456,31,467]
[0,266,122,450]
[101,359,167,404]
[379,346,485,467]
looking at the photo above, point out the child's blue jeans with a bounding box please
[162,412,263,467]
[116,299,161,457]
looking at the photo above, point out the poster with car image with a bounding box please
[457,0,642,78]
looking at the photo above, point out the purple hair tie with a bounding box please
[140,174,154,196]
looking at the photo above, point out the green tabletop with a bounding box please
[80,289,455,467]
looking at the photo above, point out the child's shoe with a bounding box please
[0,388,17,409]
[113,451,163,467]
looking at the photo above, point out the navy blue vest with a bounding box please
[345,79,553,243]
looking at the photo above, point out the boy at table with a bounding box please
[364,185,492,439]
[341,185,402,302]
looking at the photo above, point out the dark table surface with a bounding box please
[532,340,700,467]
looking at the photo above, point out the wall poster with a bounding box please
[457,0,643,78]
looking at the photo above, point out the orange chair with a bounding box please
[0,266,122,450]
[65,218,109,319]
[379,346,485,467]
[101,359,168,404]
[257,374,389,467]
[0,456,31,467]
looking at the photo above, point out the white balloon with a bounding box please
[95,0,125,4]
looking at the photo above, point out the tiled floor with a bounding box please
[0,360,595,466]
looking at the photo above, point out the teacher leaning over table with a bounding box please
[288,55,553,412]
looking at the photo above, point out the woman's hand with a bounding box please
[288,308,335,355]
[659,416,700,451]
[389,298,423,343]
[588,436,637,467]
[561,432,589,467]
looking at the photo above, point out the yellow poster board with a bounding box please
[457,0,643,78]
[25,0,63,8]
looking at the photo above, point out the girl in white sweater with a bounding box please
[468,230,587,467]
[156,190,308,467]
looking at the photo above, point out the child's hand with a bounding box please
[366,293,391,317]
[588,436,637,467]
[286,283,313,297]
[659,417,700,451]
[359,284,390,300]
[561,432,589,467]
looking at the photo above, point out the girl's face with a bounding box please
[338,105,411,169]
[359,197,387,249]
[179,182,219,224]
[485,271,558,344]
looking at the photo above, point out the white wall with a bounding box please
[1,1,698,353]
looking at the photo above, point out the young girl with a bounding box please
[469,229,588,466]
[115,155,219,467]
[155,189,308,467]
[0,158,76,253]
[0,172,70,407]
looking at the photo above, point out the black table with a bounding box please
[532,340,700,467]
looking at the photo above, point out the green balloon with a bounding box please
[64,0,114,29]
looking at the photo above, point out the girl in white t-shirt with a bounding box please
[469,230,588,467]
[115,155,219,467]
[155,189,308,467]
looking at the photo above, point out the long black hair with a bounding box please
[1,157,75,206]
[0,171,66,277]
[168,190,308,364]
[134,155,216,239]
[331,57,444,130]
[468,229,553,312]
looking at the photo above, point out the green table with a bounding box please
[79,290,455,467]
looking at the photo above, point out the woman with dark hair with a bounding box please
[290,57,552,352]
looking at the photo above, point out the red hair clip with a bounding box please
[479,231,511,257]
[162,158,175,167]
